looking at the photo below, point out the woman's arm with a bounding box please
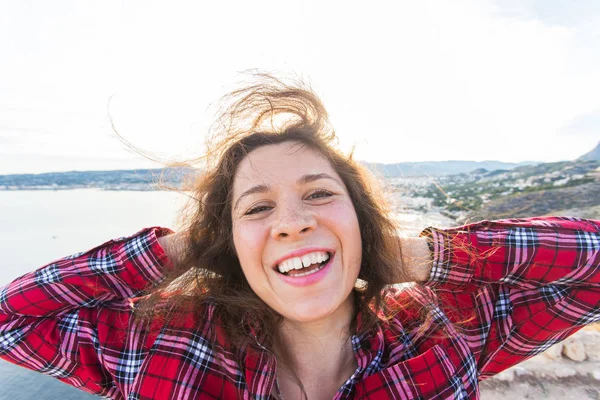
[0,227,174,396]
[419,216,600,291]
[412,216,600,380]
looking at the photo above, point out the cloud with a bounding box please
[489,0,600,27]
[1,0,600,169]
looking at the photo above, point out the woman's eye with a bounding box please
[244,191,332,215]
[245,205,271,215]
[307,190,333,200]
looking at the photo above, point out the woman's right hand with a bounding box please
[158,232,187,265]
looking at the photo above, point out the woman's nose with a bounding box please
[270,204,317,239]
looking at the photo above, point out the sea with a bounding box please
[0,189,436,399]
[0,189,183,400]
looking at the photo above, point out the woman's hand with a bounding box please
[157,232,187,266]
[397,237,432,283]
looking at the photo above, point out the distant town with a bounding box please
[391,159,600,223]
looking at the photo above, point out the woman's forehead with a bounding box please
[233,143,337,191]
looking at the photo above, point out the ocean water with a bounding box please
[0,189,185,286]
[0,189,183,400]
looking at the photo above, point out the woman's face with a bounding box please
[231,142,362,323]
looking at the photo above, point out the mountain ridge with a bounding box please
[577,141,600,161]
[0,160,537,186]
[1,142,598,189]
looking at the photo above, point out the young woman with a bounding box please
[1,76,599,400]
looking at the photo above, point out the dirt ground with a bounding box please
[480,377,599,400]
[479,323,600,399]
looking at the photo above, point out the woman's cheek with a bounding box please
[233,220,269,272]
[324,200,361,235]
[324,200,362,267]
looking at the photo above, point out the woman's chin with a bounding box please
[280,294,353,324]
[283,307,335,324]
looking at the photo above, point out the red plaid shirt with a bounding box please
[1,216,599,399]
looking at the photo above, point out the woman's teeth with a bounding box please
[277,251,330,275]
[287,263,326,277]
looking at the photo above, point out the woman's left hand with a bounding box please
[397,237,432,283]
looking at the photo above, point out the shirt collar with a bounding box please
[352,309,385,374]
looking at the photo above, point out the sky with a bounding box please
[1,0,599,174]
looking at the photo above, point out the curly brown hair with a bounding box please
[134,73,415,356]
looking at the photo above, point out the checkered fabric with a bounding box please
[1,217,599,399]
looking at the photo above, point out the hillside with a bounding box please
[0,168,190,190]
[464,182,600,221]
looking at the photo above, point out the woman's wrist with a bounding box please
[398,237,432,283]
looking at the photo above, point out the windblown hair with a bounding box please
[134,74,417,353]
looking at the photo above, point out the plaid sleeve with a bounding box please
[420,216,600,379]
[420,216,600,291]
[0,227,174,397]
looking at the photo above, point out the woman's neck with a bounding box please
[273,293,358,395]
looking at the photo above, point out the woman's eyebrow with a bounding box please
[234,184,270,211]
[234,173,342,211]
[297,173,342,186]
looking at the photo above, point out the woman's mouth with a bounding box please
[274,252,335,287]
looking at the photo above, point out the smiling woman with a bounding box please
[232,143,363,326]
[0,74,599,400]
